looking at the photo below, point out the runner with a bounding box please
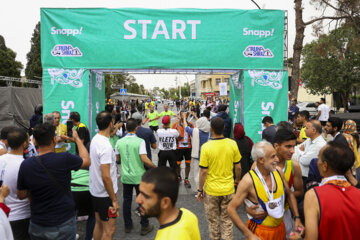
[227,141,304,240]
[160,104,175,127]
[156,116,180,172]
[172,111,193,188]
[144,105,160,133]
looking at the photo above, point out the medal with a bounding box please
[268,202,276,209]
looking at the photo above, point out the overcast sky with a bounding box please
[1,0,323,89]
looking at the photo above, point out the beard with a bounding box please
[140,201,161,218]
[264,161,277,172]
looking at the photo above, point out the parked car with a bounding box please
[297,102,318,117]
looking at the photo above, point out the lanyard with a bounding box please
[320,175,347,186]
[255,167,275,201]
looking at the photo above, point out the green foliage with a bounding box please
[25,22,42,85]
[301,25,360,109]
[0,35,23,86]
[181,82,191,97]
[159,88,170,99]
[104,73,143,98]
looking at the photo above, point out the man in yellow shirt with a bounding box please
[197,117,242,240]
[53,111,67,153]
[136,167,200,240]
[297,110,309,144]
[145,101,149,116]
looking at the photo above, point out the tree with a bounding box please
[291,0,360,98]
[25,22,42,84]
[104,73,142,99]
[0,35,23,86]
[301,25,360,111]
[159,88,170,99]
[181,82,191,97]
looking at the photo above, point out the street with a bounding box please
[77,103,248,239]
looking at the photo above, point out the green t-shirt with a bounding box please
[116,135,146,184]
[147,111,160,127]
[109,135,119,149]
[71,169,90,192]
[160,111,175,126]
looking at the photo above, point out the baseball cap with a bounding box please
[162,115,171,125]
[132,112,142,120]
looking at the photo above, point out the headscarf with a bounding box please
[343,120,358,151]
[233,123,253,148]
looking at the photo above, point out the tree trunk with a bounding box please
[291,0,306,99]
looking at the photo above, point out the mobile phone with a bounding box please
[108,207,118,218]
[66,120,74,137]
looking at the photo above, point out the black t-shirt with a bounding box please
[17,152,83,226]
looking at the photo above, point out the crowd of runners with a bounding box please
[0,97,359,240]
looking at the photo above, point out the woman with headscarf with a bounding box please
[233,123,254,179]
[184,111,211,193]
[343,120,360,181]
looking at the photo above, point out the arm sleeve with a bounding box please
[150,131,157,144]
[172,129,180,137]
[99,146,114,165]
[233,144,242,164]
[298,145,319,168]
[17,163,28,190]
[66,152,83,171]
[199,146,208,168]
[185,126,194,136]
[139,140,147,155]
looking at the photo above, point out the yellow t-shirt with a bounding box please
[150,101,155,107]
[199,138,241,196]
[299,126,308,140]
[145,102,149,110]
[55,123,67,153]
[155,208,200,240]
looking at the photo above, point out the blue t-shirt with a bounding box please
[17,152,82,227]
[136,126,156,160]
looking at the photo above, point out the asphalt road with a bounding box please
[77,103,248,240]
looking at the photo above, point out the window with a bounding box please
[216,78,221,85]
[224,78,230,84]
[202,81,206,88]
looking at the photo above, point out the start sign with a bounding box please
[41,8,285,70]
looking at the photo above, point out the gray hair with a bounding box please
[43,113,54,125]
[251,140,273,162]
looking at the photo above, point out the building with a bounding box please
[198,74,230,100]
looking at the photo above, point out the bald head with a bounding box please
[310,120,322,134]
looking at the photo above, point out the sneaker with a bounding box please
[184,179,191,188]
[140,224,154,236]
[178,176,182,183]
[125,225,133,233]
[134,207,141,217]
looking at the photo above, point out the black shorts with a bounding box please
[177,148,192,164]
[92,196,115,221]
[149,126,159,132]
[72,191,93,216]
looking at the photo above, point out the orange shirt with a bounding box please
[172,122,194,149]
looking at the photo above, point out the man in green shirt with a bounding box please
[144,106,160,133]
[115,118,156,235]
[160,104,175,127]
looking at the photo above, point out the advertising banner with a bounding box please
[243,70,288,143]
[90,72,105,137]
[43,68,90,152]
[41,8,285,70]
[229,71,244,137]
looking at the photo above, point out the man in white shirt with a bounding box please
[294,120,326,181]
[0,127,30,240]
[157,115,180,171]
[90,111,118,240]
[316,98,330,126]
